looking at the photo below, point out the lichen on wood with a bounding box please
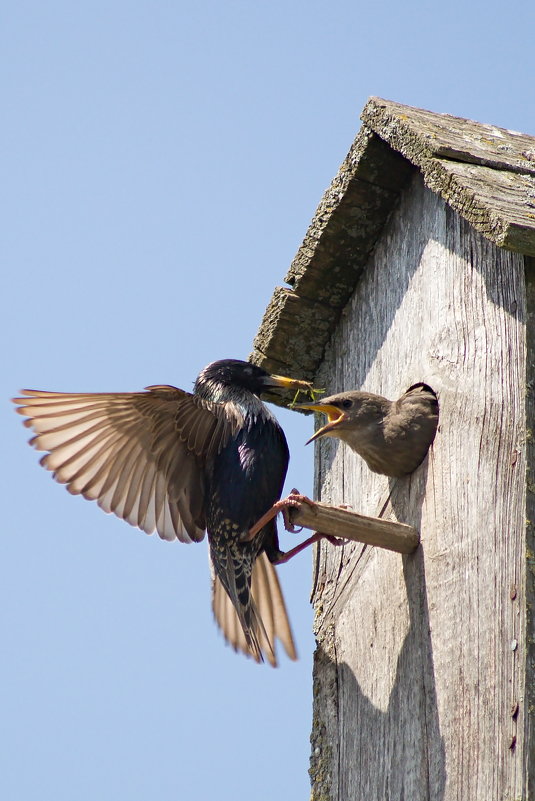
[251,99,535,402]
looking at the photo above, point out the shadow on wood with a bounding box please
[310,548,447,799]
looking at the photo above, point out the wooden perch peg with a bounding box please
[286,499,420,555]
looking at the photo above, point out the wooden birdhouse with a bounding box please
[251,98,535,800]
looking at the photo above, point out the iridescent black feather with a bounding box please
[195,361,289,660]
[14,358,299,664]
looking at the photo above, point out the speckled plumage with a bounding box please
[194,361,291,662]
[13,359,303,665]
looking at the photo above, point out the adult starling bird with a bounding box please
[13,359,313,665]
[298,383,438,477]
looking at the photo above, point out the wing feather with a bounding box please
[13,386,243,545]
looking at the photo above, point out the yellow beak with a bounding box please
[266,374,315,391]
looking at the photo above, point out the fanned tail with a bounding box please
[209,542,280,665]
[210,550,297,666]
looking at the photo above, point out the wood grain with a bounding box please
[523,256,535,793]
[363,98,535,257]
[287,499,419,554]
[363,96,535,177]
[309,173,530,801]
[251,98,535,404]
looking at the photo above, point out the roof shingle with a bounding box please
[251,98,535,396]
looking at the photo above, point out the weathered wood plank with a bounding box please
[284,130,413,303]
[251,286,334,394]
[250,131,413,387]
[251,99,535,400]
[523,255,535,793]
[364,98,535,257]
[363,96,535,177]
[309,173,529,801]
[427,159,535,256]
[286,499,420,554]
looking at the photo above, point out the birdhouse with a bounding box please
[251,98,535,800]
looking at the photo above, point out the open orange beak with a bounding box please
[294,402,348,444]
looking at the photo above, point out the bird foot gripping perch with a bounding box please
[245,489,344,563]
[247,488,314,537]
[13,359,317,666]
[249,489,420,557]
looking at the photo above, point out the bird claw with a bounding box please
[283,516,303,534]
[246,489,316,539]
[281,489,317,531]
[248,490,345,560]
[288,488,317,508]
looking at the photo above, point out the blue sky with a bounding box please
[3,2,535,799]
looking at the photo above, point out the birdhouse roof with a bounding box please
[251,97,535,393]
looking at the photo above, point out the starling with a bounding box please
[297,383,438,477]
[13,359,313,665]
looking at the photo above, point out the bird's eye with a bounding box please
[341,399,353,409]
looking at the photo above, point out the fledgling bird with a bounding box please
[13,359,313,666]
[297,383,438,477]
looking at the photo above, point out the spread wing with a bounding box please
[211,551,297,666]
[13,386,243,543]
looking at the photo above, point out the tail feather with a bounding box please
[210,549,297,666]
[242,596,272,664]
